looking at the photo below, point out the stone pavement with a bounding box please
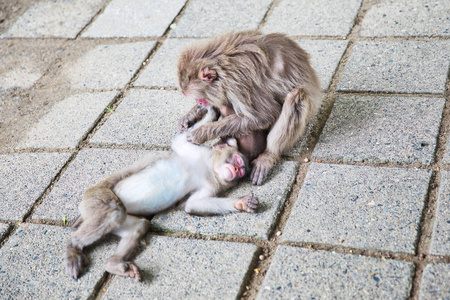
[0,0,449,299]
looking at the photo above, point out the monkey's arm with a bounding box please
[179,104,212,132]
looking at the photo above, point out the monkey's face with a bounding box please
[212,145,248,186]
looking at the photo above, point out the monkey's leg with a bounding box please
[184,191,259,215]
[105,215,150,282]
[251,88,314,185]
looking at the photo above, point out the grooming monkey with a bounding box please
[65,113,259,281]
[178,30,322,185]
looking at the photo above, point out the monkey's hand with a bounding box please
[251,152,276,185]
[186,126,209,144]
[105,256,142,282]
[234,194,259,213]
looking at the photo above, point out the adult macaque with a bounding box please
[178,30,322,185]
[65,114,258,281]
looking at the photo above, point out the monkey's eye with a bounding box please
[233,155,244,167]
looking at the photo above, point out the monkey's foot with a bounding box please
[186,127,208,144]
[106,257,142,282]
[234,194,259,213]
[251,152,276,185]
[66,246,88,279]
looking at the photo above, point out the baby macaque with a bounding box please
[65,114,258,281]
[178,30,322,185]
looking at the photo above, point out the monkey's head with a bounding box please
[211,139,248,189]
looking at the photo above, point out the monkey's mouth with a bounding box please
[196,98,210,106]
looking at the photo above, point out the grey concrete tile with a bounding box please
[32,148,156,222]
[283,163,431,254]
[263,0,362,36]
[135,39,197,87]
[90,89,194,147]
[0,223,114,299]
[419,263,450,300]
[82,0,186,38]
[0,223,10,239]
[18,91,117,149]
[337,41,450,94]
[151,161,299,239]
[257,246,414,299]
[312,96,445,165]
[297,40,348,90]
[360,0,450,37]
[104,236,258,299]
[60,42,155,90]
[169,0,271,38]
[443,141,450,164]
[1,0,106,38]
[0,40,64,91]
[430,171,450,255]
[0,152,71,221]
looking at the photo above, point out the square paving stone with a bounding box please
[32,148,156,222]
[263,0,362,36]
[151,161,298,239]
[0,223,115,299]
[360,0,450,37]
[103,236,258,299]
[430,170,450,255]
[297,40,348,90]
[419,263,450,300]
[257,246,414,299]
[283,163,431,254]
[337,41,450,94]
[312,96,445,165]
[0,40,64,91]
[1,0,106,38]
[169,0,271,38]
[18,91,117,149]
[0,223,10,239]
[135,39,197,88]
[82,0,186,38]
[0,152,71,221]
[90,89,194,147]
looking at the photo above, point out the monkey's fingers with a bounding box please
[106,259,142,282]
[66,249,88,280]
[247,195,259,212]
[251,165,268,186]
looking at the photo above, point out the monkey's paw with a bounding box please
[106,256,142,282]
[251,153,276,186]
[186,128,208,144]
[66,247,88,279]
[234,194,259,213]
[179,117,191,133]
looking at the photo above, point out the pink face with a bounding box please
[221,154,246,181]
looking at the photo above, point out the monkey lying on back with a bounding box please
[65,113,259,281]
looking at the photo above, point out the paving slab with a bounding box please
[430,170,450,256]
[337,41,450,94]
[0,223,115,299]
[263,0,361,36]
[82,0,186,38]
[0,0,34,35]
[104,236,258,299]
[312,95,445,165]
[283,163,431,254]
[419,263,450,300]
[0,152,71,221]
[360,0,450,37]
[0,223,10,239]
[257,246,414,299]
[135,39,197,87]
[90,89,194,147]
[169,0,271,38]
[32,148,156,222]
[0,40,64,91]
[1,0,106,38]
[443,141,450,165]
[151,161,298,239]
[18,91,117,149]
[297,40,348,90]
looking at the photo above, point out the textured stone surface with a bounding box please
[263,0,361,36]
[360,0,450,37]
[1,0,106,38]
[0,152,71,221]
[18,91,117,149]
[312,96,445,165]
[90,89,194,147]
[283,163,430,254]
[135,39,197,87]
[430,171,450,255]
[258,246,414,299]
[151,161,298,239]
[419,263,450,300]
[32,148,155,222]
[169,0,271,37]
[103,236,258,299]
[82,0,186,38]
[0,223,114,299]
[338,41,450,94]
[0,223,10,239]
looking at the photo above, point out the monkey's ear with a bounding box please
[200,69,217,82]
